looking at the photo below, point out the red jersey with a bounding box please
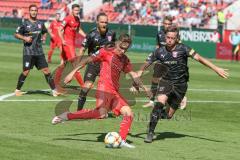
[49,20,61,40]
[92,48,132,91]
[61,15,80,45]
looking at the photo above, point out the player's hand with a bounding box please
[64,73,74,84]
[41,37,46,44]
[136,70,143,77]
[129,86,139,94]
[24,36,32,43]
[144,87,152,99]
[215,67,229,79]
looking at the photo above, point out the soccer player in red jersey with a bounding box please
[52,34,151,148]
[47,13,62,63]
[55,4,86,88]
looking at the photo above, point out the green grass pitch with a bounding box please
[0,42,240,160]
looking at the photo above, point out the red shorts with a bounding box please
[50,38,61,49]
[96,86,128,116]
[61,44,76,61]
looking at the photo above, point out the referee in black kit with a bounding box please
[14,4,60,97]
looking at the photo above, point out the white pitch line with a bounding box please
[1,99,240,104]
[0,93,15,101]
[188,89,240,93]
[0,88,240,101]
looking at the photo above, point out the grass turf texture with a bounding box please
[0,42,240,160]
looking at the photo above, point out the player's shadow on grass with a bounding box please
[129,132,223,143]
[53,132,133,144]
[25,90,52,96]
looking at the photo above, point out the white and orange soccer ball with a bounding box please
[104,132,122,148]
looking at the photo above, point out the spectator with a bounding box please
[41,0,52,9]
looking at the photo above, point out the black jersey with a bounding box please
[82,27,116,56]
[156,30,166,47]
[15,19,47,56]
[146,43,196,84]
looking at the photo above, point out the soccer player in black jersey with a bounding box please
[77,12,116,110]
[136,26,229,143]
[143,16,177,108]
[14,4,60,97]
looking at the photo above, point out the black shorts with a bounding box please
[157,80,187,109]
[83,63,100,82]
[23,55,48,71]
[152,62,168,79]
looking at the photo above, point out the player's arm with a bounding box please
[58,26,66,45]
[58,18,68,45]
[15,33,32,43]
[64,49,103,83]
[41,24,48,44]
[137,50,158,77]
[128,71,152,98]
[14,24,32,43]
[78,33,90,57]
[47,23,54,38]
[64,56,93,84]
[193,53,229,79]
[78,27,86,37]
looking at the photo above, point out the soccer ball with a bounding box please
[104,132,122,148]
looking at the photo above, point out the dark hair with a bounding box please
[118,33,132,45]
[29,4,38,11]
[72,4,80,9]
[97,12,107,21]
[163,16,173,22]
[166,25,180,39]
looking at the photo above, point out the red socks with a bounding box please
[48,49,54,62]
[67,109,101,120]
[119,116,133,140]
[74,71,84,87]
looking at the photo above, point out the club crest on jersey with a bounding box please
[38,24,41,29]
[172,51,178,58]
[107,36,112,41]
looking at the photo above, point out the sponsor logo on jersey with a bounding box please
[107,36,112,41]
[172,51,178,58]
[38,24,42,29]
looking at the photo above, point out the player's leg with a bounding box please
[15,55,33,96]
[36,55,59,96]
[52,107,108,124]
[52,89,110,124]
[110,93,135,148]
[47,39,56,63]
[69,89,111,119]
[144,94,168,143]
[179,96,187,110]
[118,106,135,148]
[77,64,99,110]
[143,63,168,108]
[66,45,84,86]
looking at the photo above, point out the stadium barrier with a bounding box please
[0,18,217,58]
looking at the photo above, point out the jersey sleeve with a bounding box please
[61,17,68,29]
[112,31,116,42]
[82,33,91,48]
[49,22,53,31]
[185,45,196,58]
[123,57,132,73]
[91,48,105,62]
[146,49,158,64]
[15,22,25,35]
